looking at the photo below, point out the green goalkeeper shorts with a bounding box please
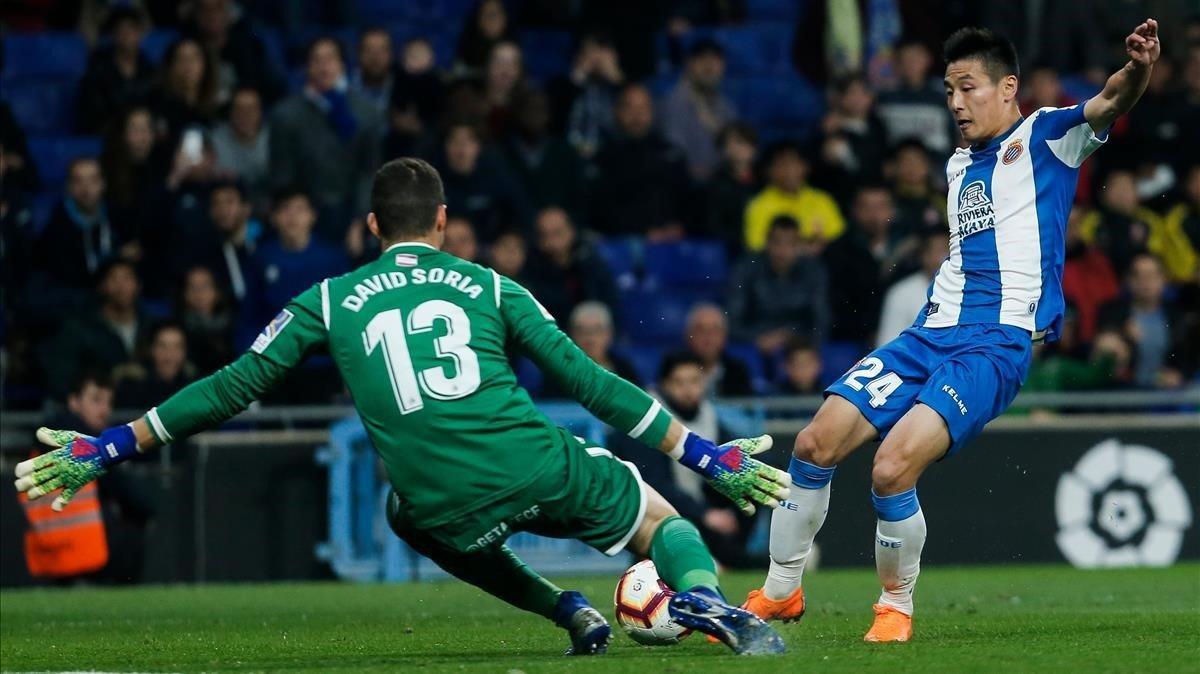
[387,430,647,556]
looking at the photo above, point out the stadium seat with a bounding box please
[621,288,710,344]
[674,23,794,77]
[819,340,866,386]
[142,29,179,64]
[642,240,728,290]
[621,345,667,385]
[26,135,103,188]
[724,73,824,141]
[724,341,769,394]
[595,237,642,287]
[746,0,808,21]
[3,75,78,135]
[2,32,88,79]
[519,29,573,83]
[253,27,289,78]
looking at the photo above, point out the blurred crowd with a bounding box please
[1,0,1199,420]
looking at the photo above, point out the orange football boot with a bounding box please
[863,604,912,642]
[705,587,805,644]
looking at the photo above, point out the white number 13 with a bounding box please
[843,357,902,408]
[363,300,481,414]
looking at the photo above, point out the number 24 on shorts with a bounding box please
[844,357,902,408]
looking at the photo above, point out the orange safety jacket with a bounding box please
[21,482,108,578]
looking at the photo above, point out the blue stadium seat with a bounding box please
[254,27,289,76]
[724,73,824,141]
[2,32,88,79]
[26,135,103,188]
[620,345,666,385]
[642,240,728,290]
[747,0,807,22]
[819,340,866,386]
[724,341,768,394]
[3,75,78,135]
[621,288,709,344]
[519,29,573,83]
[595,237,642,284]
[675,23,793,77]
[142,29,179,64]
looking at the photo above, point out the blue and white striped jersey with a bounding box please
[916,102,1107,342]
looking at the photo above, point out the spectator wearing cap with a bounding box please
[548,32,625,159]
[728,215,830,356]
[269,37,383,242]
[437,123,533,243]
[659,38,738,181]
[209,86,271,209]
[185,0,285,104]
[744,143,845,251]
[702,122,759,255]
[76,6,156,133]
[875,228,948,347]
[352,28,396,115]
[590,84,690,240]
[876,38,958,155]
[523,207,619,326]
[500,87,586,220]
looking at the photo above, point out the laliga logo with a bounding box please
[1055,439,1192,568]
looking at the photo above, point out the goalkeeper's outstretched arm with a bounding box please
[495,274,789,513]
[15,284,329,510]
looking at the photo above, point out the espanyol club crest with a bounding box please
[1054,438,1192,568]
[1002,139,1023,165]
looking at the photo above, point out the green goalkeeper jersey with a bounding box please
[144,242,675,529]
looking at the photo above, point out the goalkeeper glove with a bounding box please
[13,425,139,511]
[675,432,791,515]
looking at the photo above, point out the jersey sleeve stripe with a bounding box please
[491,269,501,308]
[146,407,173,443]
[629,400,662,439]
[320,279,331,330]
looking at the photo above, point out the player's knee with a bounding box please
[792,426,839,467]
[871,450,915,495]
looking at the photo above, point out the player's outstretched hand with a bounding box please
[13,428,108,511]
[706,435,792,516]
[1125,18,1160,67]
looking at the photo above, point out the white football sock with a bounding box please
[763,481,830,600]
[874,507,926,616]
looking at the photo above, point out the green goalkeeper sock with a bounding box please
[434,544,563,619]
[649,515,722,596]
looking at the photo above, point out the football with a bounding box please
[613,559,692,645]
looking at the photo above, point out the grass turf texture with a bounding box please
[2,564,1196,673]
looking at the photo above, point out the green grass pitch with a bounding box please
[2,564,1197,673]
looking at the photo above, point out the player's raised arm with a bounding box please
[14,284,331,511]
[1083,18,1160,132]
[494,273,789,514]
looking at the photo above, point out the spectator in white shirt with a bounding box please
[875,229,948,346]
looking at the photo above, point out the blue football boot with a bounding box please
[553,591,611,656]
[668,587,787,655]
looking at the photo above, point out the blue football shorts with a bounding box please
[825,323,1033,456]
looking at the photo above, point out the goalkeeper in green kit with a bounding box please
[15,158,790,656]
